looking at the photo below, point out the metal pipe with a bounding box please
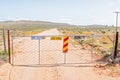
[11,36,14,65]
[38,40,40,64]
[8,30,11,64]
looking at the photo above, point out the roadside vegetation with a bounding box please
[59,26,120,77]
[58,26,119,60]
[1,22,119,61]
[0,21,120,77]
[0,21,120,61]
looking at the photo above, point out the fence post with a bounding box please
[3,28,7,60]
[7,30,11,64]
[113,32,119,62]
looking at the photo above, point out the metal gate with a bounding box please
[11,34,93,66]
[0,29,116,66]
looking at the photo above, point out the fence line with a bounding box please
[0,29,116,65]
[0,28,7,62]
[11,34,114,65]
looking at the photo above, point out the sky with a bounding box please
[0,0,120,25]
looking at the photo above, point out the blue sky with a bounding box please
[0,0,120,25]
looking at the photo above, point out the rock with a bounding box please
[114,58,120,63]
[114,63,120,67]
[108,59,113,63]
[94,63,106,68]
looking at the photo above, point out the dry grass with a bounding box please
[94,64,120,77]
[59,27,114,55]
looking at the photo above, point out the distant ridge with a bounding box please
[0,20,72,28]
[0,20,112,28]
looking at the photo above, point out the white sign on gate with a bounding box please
[31,36,42,40]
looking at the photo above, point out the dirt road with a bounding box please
[0,28,119,80]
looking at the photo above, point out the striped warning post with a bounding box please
[63,36,69,53]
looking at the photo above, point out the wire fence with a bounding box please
[12,37,40,65]
[0,28,7,62]
[0,28,117,66]
[11,34,115,66]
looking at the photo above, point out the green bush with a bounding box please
[102,42,108,44]
[79,40,85,44]
[0,50,10,61]
[0,50,4,55]
[118,41,120,50]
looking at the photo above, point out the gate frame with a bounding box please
[11,34,94,66]
[7,30,11,64]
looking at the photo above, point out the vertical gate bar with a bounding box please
[64,53,66,64]
[7,30,11,64]
[3,28,7,60]
[63,36,69,64]
[91,34,94,63]
[11,36,14,65]
[11,30,15,65]
[38,40,40,64]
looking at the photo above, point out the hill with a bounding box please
[0,20,72,29]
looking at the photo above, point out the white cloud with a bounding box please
[60,18,72,22]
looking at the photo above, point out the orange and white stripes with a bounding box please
[63,36,69,53]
